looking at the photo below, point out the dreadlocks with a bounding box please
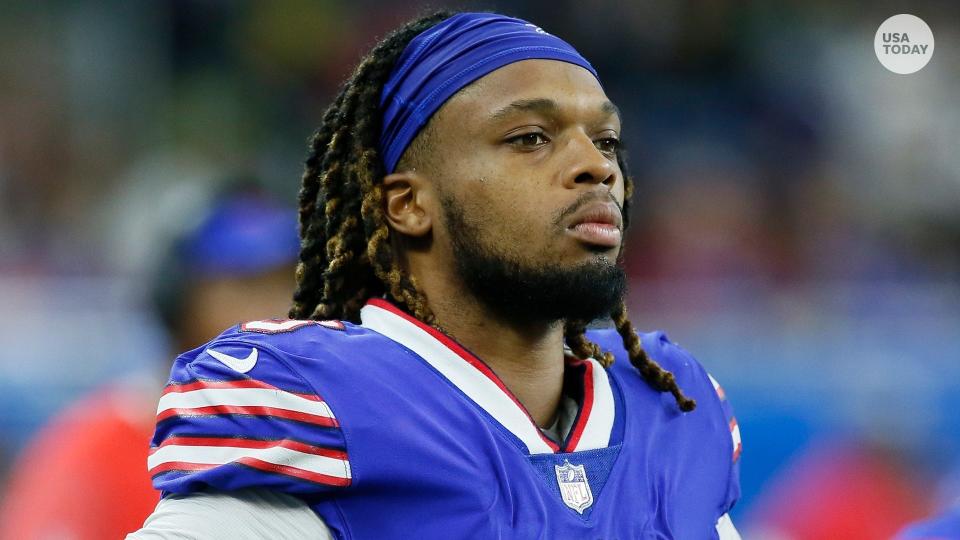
[289,10,695,412]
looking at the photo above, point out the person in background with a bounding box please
[744,438,930,540]
[896,505,960,539]
[897,471,960,540]
[0,187,299,540]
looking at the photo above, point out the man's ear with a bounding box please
[383,171,434,237]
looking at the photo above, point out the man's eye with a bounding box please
[595,137,621,155]
[508,133,549,147]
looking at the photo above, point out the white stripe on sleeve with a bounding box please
[157,388,334,418]
[147,443,351,481]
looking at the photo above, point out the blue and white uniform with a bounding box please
[144,299,741,539]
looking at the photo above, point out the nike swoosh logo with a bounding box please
[207,347,259,373]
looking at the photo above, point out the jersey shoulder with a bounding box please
[151,318,391,497]
[587,328,740,453]
[586,327,743,513]
[206,317,374,357]
[585,328,715,396]
[164,317,387,402]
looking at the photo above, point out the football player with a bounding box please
[130,11,742,539]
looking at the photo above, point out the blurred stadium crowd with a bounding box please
[0,1,958,538]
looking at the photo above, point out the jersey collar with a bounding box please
[359,298,615,455]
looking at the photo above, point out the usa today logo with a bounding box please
[874,14,934,74]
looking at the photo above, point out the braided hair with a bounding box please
[289,10,695,412]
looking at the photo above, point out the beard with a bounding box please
[440,192,626,325]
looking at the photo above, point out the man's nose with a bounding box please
[560,132,617,188]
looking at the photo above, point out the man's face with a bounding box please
[420,59,627,323]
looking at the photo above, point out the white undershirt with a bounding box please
[540,394,579,444]
[126,489,333,540]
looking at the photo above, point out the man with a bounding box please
[0,188,298,540]
[131,11,742,539]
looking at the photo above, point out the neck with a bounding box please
[424,285,566,428]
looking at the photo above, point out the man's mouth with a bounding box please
[565,202,623,248]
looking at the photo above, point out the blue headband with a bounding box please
[378,12,599,173]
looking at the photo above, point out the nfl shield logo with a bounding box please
[554,460,594,514]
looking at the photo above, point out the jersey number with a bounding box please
[240,319,344,334]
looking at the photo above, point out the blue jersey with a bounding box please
[149,299,741,539]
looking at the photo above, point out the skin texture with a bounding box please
[382,59,624,427]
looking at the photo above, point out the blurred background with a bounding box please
[0,1,957,538]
